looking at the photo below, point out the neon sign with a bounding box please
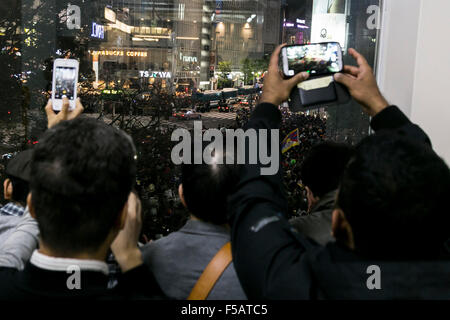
[91,23,105,39]
[140,71,172,78]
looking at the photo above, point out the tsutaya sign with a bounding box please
[140,71,172,78]
[89,50,148,57]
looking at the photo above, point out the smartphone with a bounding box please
[282,42,343,77]
[52,59,79,111]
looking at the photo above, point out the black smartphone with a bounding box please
[281,42,343,77]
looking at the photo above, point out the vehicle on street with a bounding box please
[172,109,202,120]
[218,104,234,113]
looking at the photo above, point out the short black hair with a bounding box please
[6,175,29,205]
[300,142,354,198]
[337,133,450,260]
[30,118,136,255]
[181,140,238,225]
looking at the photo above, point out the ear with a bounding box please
[27,192,37,219]
[331,208,355,250]
[305,186,319,212]
[4,179,12,200]
[178,184,187,209]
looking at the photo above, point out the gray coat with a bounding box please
[141,219,247,300]
[290,190,336,246]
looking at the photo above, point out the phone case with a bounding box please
[288,75,350,112]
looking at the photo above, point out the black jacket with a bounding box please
[290,190,336,246]
[0,262,165,300]
[228,104,450,300]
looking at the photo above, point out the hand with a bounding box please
[111,192,143,272]
[45,97,84,129]
[260,44,309,106]
[334,48,389,117]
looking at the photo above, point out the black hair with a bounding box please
[30,118,136,255]
[6,175,29,205]
[181,139,238,225]
[337,132,450,260]
[300,142,354,198]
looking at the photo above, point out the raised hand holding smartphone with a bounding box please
[51,58,79,111]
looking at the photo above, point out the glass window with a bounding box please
[0,0,382,234]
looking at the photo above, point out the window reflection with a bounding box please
[1,0,381,232]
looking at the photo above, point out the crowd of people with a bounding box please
[0,46,448,300]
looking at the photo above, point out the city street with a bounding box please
[86,109,238,130]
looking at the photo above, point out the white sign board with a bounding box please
[311,13,347,49]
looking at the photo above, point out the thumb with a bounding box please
[334,73,354,88]
[61,97,69,118]
[287,72,310,89]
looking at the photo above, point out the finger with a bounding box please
[334,72,355,88]
[287,72,309,88]
[268,44,286,73]
[61,97,69,118]
[45,99,55,118]
[342,65,360,77]
[348,48,369,68]
[70,98,84,119]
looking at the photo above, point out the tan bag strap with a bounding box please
[188,242,232,300]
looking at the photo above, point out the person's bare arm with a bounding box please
[111,192,143,273]
[45,97,84,129]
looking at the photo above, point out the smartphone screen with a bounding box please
[54,66,77,100]
[285,43,342,76]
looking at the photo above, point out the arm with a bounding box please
[45,97,84,129]
[334,48,431,146]
[229,45,314,299]
[111,193,166,299]
[110,192,144,273]
[0,210,39,270]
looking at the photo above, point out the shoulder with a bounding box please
[0,267,21,298]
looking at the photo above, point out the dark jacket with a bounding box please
[0,262,165,300]
[228,103,450,300]
[141,219,247,300]
[290,190,336,246]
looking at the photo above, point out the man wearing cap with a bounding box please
[1,150,33,217]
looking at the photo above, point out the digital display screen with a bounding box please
[54,67,76,100]
[286,43,341,76]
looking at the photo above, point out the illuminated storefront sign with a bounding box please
[140,71,172,78]
[91,23,105,39]
[105,7,116,23]
[179,53,198,63]
[89,50,148,57]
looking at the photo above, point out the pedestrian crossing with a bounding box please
[201,112,237,120]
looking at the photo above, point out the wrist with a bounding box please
[114,247,142,273]
[260,93,281,106]
[368,95,389,117]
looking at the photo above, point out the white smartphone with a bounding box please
[281,42,343,77]
[52,58,79,111]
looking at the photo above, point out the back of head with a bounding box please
[181,140,238,225]
[337,133,450,260]
[30,118,136,255]
[5,149,33,204]
[300,142,354,198]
